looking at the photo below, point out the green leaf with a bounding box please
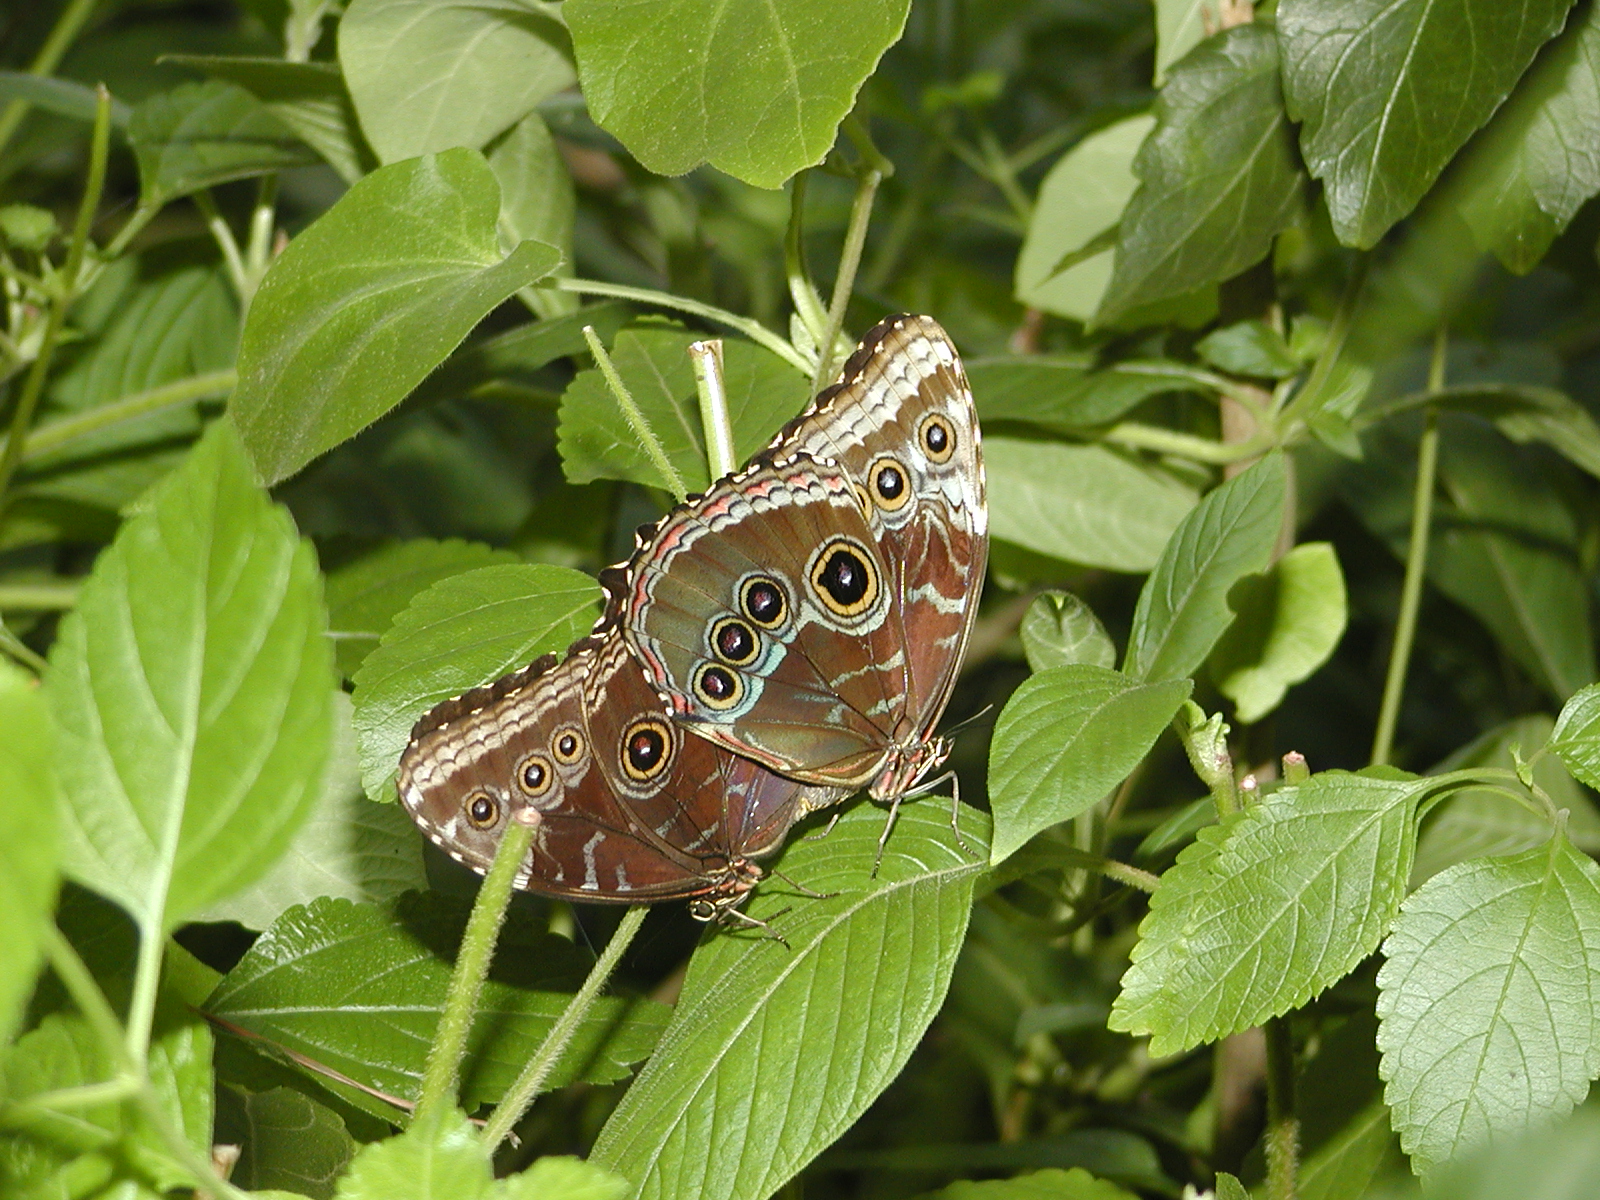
[1196,319,1298,379]
[1020,591,1116,672]
[1154,0,1212,84]
[1456,6,1600,273]
[1097,24,1301,324]
[989,666,1191,865]
[207,895,672,1107]
[1278,0,1574,247]
[565,0,911,188]
[1376,833,1600,1170]
[232,148,562,485]
[46,422,334,932]
[350,562,598,802]
[1110,770,1425,1055]
[1209,541,1348,724]
[918,1167,1139,1200]
[164,56,375,183]
[1125,452,1286,683]
[1014,115,1153,322]
[1372,382,1600,485]
[0,69,132,127]
[339,0,574,165]
[488,111,576,270]
[986,438,1199,573]
[197,694,428,930]
[557,327,808,494]
[1424,1108,1600,1200]
[591,800,987,1200]
[326,538,519,681]
[972,357,1212,432]
[1552,683,1600,790]
[128,80,318,210]
[0,661,60,1044]
[515,1157,632,1200]
[1215,1174,1249,1200]
[216,1084,357,1200]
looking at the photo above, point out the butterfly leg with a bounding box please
[716,904,793,949]
[801,811,844,843]
[768,867,838,901]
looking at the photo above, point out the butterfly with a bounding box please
[611,315,987,837]
[397,626,844,924]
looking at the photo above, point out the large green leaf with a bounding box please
[488,111,576,272]
[1124,453,1286,683]
[1097,24,1301,324]
[350,562,598,802]
[988,666,1191,865]
[1019,591,1116,673]
[0,661,60,1044]
[986,438,1199,573]
[207,895,672,1107]
[1110,771,1425,1055]
[1376,833,1600,1170]
[971,357,1210,432]
[216,1084,357,1200]
[1154,0,1212,84]
[1424,1109,1600,1200]
[46,422,333,932]
[232,148,562,485]
[1278,0,1574,247]
[557,327,808,494]
[1456,5,1600,273]
[1552,682,1600,790]
[564,0,911,188]
[591,800,987,1200]
[128,80,318,210]
[339,0,574,165]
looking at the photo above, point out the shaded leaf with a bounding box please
[1111,771,1425,1055]
[1196,319,1298,379]
[1425,1108,1600,1200]
[0,661,60,1044]
[489,110,576,270]
[1020,591,1116,672]
[986,438,1199,573]
[0,70,131,126]
[232,148,561,485]
[972,356,1212,432]
[591,800,987,1200]
[1376,833,1600,1170]
[1125,452,1286,682]
[1278,0,1573,247]
[413,303,633,409]
[1098,24,1301,323]
[47,422,333,932]
[1552,683,1600,790]
[217,1084,357,1200]
[207,895,673,1107]
[989,666,1190,864]
[918,1166,1138,1200]
[350,562,598,802]
[565,0,911,188]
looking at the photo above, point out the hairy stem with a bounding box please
[1,370,236,464]
[1263,1017,1299,1200]
[582,325,688,500]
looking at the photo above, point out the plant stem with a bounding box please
[0,622,47,672]
[414,819,536,1126]
[1101,422,1275,465]
[0,370,235,464]
[45,924,130,1063]
[481,904,647,1151]
[240,174,279,311]
[0,0,102,159]
[193,190,248,301]
[0,582,79,610]
[1263,1016,1299,1200]
[810,162,882,394]
[1370,327,1446,767]
[557,279,810,375]
[783,171,829,358]
[0,87,111,514]
[582,325,688,500]
[688,339,736,480]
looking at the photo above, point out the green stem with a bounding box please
[783,171,829,359]
[1263,1016,1299,1200]
[415,819,536,1125]
[240,174,279,312]
[810,162,882,394]
[556,279,810,375]
[1,1075,141,1120]
[5,369,236,464]
[0,622,47,672]
[0,582,80,610]
[1282,259,1367,429]
[193,190,248,301]
[124,919,163,1066]
[0,87,111,513]
[1101,422,1275,465]
[582,326,688,501]
[688,339,736,480]
[976,125,1032,225]
[481,904,648,1151]
[45,925,130,1063]
[1370,327,1446,767]
[0,0,102,159]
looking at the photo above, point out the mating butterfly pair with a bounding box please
[397,314,988,925]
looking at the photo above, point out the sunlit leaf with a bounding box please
[0,662,60,1043]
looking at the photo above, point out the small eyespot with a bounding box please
[711,617,759,665]
[466,791,499,828]
[920,413,955,462]
[809,538,879,617]
[741,576,787,628]
[518,756,554,797]
[622,719,672,780]
[552,728,585,765]
[869,457,910,510]
[694,663,744,710]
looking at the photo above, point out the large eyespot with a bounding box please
[465,790,499,828]
[711,616,759,665]
[694,662,745,710]
[622,718,672,781]
[919,413,956,463]
[868,456,910,511]
[551,727,585,765]
[809,538,879,617]
[518,755,554,797]
[740,575,787,628]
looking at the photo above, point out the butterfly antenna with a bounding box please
[942,703,995,739]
